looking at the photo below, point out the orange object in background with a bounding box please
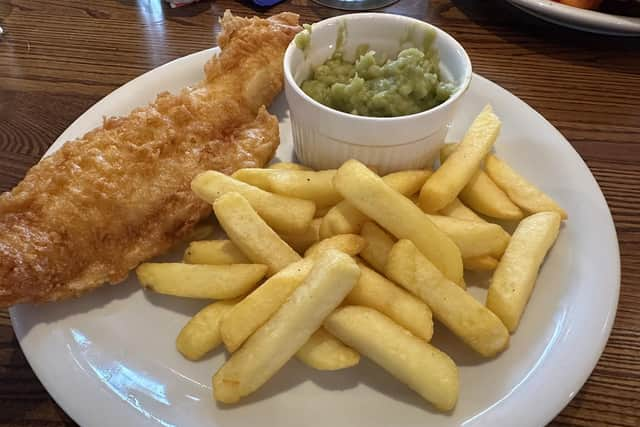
[555,0,603,9]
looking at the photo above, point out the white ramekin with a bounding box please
[283,13,472,174]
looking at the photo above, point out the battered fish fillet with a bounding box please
[0,11,300,306]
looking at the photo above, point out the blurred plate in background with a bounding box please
[507,0,640,35]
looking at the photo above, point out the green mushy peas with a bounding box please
[294,24,312,51]
[300,46,455,117]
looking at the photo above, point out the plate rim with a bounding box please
[507,0,640,35]
[9,47,621,427]
[472,74,621,426]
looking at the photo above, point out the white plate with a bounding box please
[507,0,640,36]
[10,48,620,427]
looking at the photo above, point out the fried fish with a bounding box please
[0,11,300,306]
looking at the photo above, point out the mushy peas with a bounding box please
[296,25,456,117]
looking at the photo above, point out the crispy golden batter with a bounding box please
[0,11,300,306]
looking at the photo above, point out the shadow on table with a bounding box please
[450,0,639,75]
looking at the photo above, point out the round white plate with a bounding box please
[507,0,640,36]
[11,48,620,427]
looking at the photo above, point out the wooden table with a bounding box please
[1,0,638,425]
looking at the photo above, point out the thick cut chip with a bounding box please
[386,240,509,357]
[464,256,499,271]
[232,169,341,208]
[334,160,464,286]
[296,328,360,370]
[136,263,267,299]
[438,197,484,222]
[359,222,396,274]
[485,155,568,219]
[184,240,249,265]
[419,105,501,212]
[320,170,431,239]
[304,234,367,259]
[346,263,434,341]
[439,144,524,220]
[279,218,322,253]
[268,162,313,171]
[176,299,238,360]
[213,250,360,403]
[192,171,315,234]
[325,306,459,411]
[220,258,314,352]
[486,212,562,332]
[213,192,301,276]
[426,215,510,258]
[438,198,500,269]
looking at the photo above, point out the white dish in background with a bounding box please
[10,47,619,427]
[507,0,640,36]
[284,13,472,174]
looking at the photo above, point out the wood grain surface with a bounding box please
[0,0,638,426]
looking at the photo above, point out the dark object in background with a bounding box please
[310,0,399,10]
[254,0,287,6]
[601,0,640,16]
